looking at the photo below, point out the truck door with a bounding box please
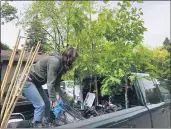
[138,77,168,128]
[158,83,171,128]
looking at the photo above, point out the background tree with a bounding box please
[25,14,48,53]
[1,1,18,25]
[158,37,171,91]
[20,1,161,96]
[1,42,11,50]
[163,37,170,51]
[19,1,67,52]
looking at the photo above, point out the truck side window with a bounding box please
[141,78,162,104]
[158,83,170,101]
[134,79,144,105]
[126,78,143,107]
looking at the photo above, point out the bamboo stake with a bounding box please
[1,42,40,128]
[2,47,34,128]
[1,44,33,126]
[21,46,35,78]
[3,43,40,128]
[1,35,28,119]
[6,49,26,107]
[0,30,21,102]
[0,49,25,120]
[0,30,20,98]
[6,35,28,107]
[2,45,36,120]
[1,43,39,128]
[8,47,34,105]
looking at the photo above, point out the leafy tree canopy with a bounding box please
[20,1,169,95]
[1,1,18,24]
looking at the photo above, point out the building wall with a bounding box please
[1,61,26,86]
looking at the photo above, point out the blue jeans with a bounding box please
[22,80,50,123]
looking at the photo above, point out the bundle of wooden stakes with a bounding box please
[0,30,40,128]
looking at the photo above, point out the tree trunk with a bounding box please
[125,75,129,109]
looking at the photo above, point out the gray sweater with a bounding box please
[29,55,64,101]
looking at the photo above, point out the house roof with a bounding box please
[1,50,49,62]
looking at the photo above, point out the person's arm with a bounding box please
[47,58,61,107]
[55,76,61,98]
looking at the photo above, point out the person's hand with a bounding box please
[52,105,64,118]
[52,100,58,107]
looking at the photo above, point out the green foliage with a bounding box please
[20,1,163,96]
[1,42,11,50]
[25,15,48,53]
[163,37,171,51]
[1,1,18,24]
[133,37,170,91]
[159,37,171,90]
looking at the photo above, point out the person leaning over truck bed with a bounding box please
[18,47,78,128]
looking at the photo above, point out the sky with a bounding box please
[1,1,170,49]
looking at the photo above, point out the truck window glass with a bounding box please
[157,81,170,101]
[82,76,142,114]
[104,78,142,109]
[141,78,162,104]
[134,79,144,105]
[60,81,66,89]
[67,81,74,88]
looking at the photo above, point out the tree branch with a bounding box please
[57,26,64,48]
[42,27,55,41]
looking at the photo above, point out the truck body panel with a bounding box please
[60,106,152,128]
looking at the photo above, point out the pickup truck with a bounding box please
[59,73,171,128]
[5,73,171,128]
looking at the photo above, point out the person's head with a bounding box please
[62,47,78,70]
